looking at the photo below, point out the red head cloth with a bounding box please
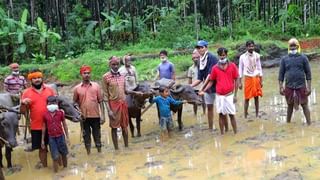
[80,65,91,74]
[9,63,19,69]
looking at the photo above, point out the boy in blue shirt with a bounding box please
[150,86,183,141]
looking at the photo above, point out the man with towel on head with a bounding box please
[238,40,263,118]
[73,65,105,154]
[21,69,56,168]
[119,54,138,91]
[278,38,312,125]
[4,63,27,95]
[102,56,142,150]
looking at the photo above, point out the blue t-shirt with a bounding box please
[150,96,182,118]
[158,61,175,79]
[197,52,218,93]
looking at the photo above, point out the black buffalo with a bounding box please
[0,109,19,168]
[126,82,153,137]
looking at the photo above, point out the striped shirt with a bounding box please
[4,75,26,94]
[102,72,126,102]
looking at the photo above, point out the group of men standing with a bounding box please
[2,37,312,170]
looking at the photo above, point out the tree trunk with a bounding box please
[183,0,186,19]
[7,0,13,17]
[45,38,48,60]
[55,0,61,34]
[60,0,68,37]
[303,3,307,27]
[131,0,136,45]
[217,0,223,27]
[30,0,35,25]
[194,0,199,40]
[96,0,104,49]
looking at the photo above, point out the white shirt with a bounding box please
[118,65,138,90]
[238,51,263,78]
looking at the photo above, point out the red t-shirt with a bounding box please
[21,85,56,130]
[43,110,65,137]
[210,62,239,95]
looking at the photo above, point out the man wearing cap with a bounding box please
[191,40,218,130]
[21,69,56,168]
[238,40,263,118]
[102,56,141,150]
[73,65,105,154]
[279,38,312,125]
[187,49,205,115]
[119,54,138,91]
[4,63,27,95]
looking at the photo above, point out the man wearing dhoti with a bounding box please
[278,38,312,125]
[238,40,263,118]
[102,56,141,150]
[200,47,239,135]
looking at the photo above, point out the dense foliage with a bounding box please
[0,0,319,65]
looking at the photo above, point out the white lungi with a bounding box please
[215,93,236,115]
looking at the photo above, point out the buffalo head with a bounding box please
[128,82,153,108]
[170,84,202,105]
[57,96,82,122]
[0,111,19,148]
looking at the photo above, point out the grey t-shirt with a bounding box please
[278,53,311,89]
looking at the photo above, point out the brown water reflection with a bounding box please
[5,62,320,179]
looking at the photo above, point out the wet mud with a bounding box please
[4,61,320,179]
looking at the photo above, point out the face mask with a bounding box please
[12,71,19,76]
[110,68,118,74]
[289,49,297,54]
[160,57,167,62]
[219,58,228,64]
[47,104,58,112]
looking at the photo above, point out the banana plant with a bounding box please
[100,8,130,35]
[36,17,61,60]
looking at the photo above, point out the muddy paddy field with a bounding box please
[4,61,320,180]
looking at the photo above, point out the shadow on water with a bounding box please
[4,61,320,179]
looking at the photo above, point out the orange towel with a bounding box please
[244,76,263,100]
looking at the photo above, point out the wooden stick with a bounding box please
[141,103,154,116]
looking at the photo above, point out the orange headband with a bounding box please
[27,72,43,80]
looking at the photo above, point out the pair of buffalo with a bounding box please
[0,87,81,169]
[0,80,201,169]
[127,79,202,137]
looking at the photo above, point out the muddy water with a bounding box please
[5,61,320,179]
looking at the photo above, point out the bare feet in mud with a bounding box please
[5,165,22,175]
[34,162,46,169]
[23,146,33,152]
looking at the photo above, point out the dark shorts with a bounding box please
[48,135,68,160]
[284,87,308,105]
[159,117,174,131]
[31,130,48,150]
